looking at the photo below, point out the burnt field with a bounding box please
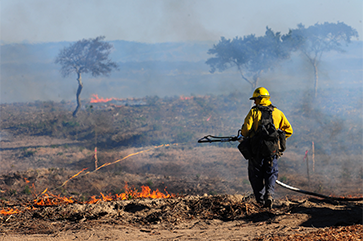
[0,90,362,240]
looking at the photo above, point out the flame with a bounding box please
[180,95,194,100]
[90,94,115,103]
[28,184,175,207]
[82,184,176,204]
[90,94,132,104]
[0,183,176,215]
[33,193,75,206]
[0,208,20,215]
[138,186,174,199]
[114,183,175,200]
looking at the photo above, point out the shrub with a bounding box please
[23,185,31,195]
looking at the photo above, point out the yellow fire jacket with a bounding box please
[241,98,293,138]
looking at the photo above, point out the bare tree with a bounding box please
[283,22,358,98]
[55,36,119,117]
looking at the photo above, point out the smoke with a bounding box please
[157,1,219,42]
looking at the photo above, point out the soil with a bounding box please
[0,135,362,240]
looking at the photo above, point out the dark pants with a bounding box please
[248,156,278,203]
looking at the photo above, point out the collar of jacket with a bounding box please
[255,98,272,106]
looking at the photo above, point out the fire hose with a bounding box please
[197,134,240,143]
[198,133,363,202]
[275,180,363,201]
[197,130,242,143]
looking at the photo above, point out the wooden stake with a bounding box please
[94,147,98,170]
[304,150,310,187]
[312,141,315,173]
[94,121,98,170]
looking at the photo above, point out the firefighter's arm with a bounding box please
[241,110,254,137]
[280,114,293,138]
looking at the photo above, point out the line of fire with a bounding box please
[0,141,179,215]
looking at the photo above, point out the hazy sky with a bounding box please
[1,0,362,44]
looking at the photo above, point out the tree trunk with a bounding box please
[249,73,260,107]
[252,73,260,92]
[73,72,83,117]
[313,61,319,99]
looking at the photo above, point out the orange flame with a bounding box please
[114,183,175,200]
[90,94,115,103]
[180,95,194,100]
[29,184,175,207]
[0,183,176,215]
[90,94,131,104]
[34,194,71,206]
[0,208,20,215]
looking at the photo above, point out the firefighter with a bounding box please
[241,87,293,208]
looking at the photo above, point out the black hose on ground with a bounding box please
[276,180,363,201]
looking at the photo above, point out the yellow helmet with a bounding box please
[249,87,270,100]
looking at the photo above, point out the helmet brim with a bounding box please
[250,95,269,100]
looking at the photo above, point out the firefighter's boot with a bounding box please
[264,195,273,209]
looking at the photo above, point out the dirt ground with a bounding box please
[0,196,362,240]
[0,136,362,240]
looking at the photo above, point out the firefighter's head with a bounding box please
[250,87,270,100]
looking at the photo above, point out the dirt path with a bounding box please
[1,220,362,241]
[0,222,316,241]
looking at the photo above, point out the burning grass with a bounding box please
[0,183,176,217]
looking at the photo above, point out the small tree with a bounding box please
[55,36,118,117]
[206,27,291,94]
[283,22,358,98]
